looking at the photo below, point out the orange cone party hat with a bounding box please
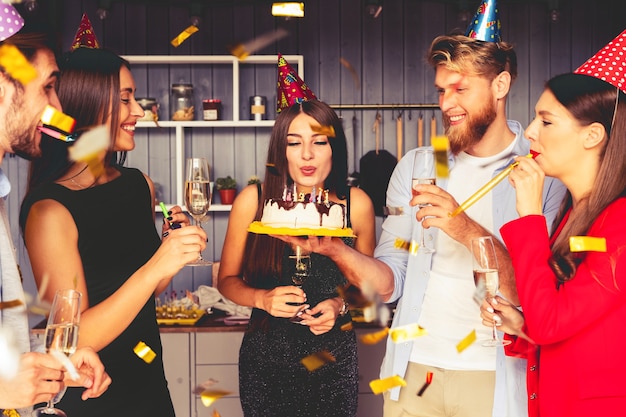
[574,29,626,94]
[277,53,317,112]
[465,0,501,43]
[70,13,100,50]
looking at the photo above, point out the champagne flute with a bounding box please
[32,289,82,417]
[288,245,311,324]
[412,148,436,253]
[470,236,511,347]
[184,157,212,266]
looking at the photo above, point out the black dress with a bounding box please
[20,167,175,417]
[239,191,359,417]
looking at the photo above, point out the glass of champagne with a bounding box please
[470,236,511,347]
[412,148,436,253]
[32,289,82,417]
[288,245,311,324]
[184,157,212,266]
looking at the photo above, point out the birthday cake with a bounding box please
[261,192,346,230]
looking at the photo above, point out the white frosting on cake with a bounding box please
[261,199,346,229]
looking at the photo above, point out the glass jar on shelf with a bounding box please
[171,83,195,121]
[136,98,160,122]
[202,99,222,121]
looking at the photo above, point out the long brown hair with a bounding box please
[547,73,626,284]
[242,100,349,286]
[27,47,130,191]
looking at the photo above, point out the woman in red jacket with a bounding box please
[481,70,626,417]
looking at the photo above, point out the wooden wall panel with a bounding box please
[9,0,626,319]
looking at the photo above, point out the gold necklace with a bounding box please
[60,165,93,189]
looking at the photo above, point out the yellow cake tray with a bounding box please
[247,221,355,237]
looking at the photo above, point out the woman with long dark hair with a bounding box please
[217,99,375,416]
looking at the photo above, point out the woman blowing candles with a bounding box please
[19,46,207,417]
[217,98,376,416]
[481,70,626,417]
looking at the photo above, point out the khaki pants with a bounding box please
[383,362,495,417]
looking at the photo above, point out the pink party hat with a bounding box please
[0,4,24,42]
[465,0,501,43]
[574,29,626,94]
[70,13,100,50]
[277,53,317,112]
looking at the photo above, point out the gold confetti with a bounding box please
[431,136,450,178]
[200,389,231,407]
[390,323,427,343]
[229,28,288,60]
[311,124,336,137]
[133,341,156,363]
[369,375,406,395]
[40,105,76,133]
[456,329,477,353]
[0,43,37,86]
[340,322,353,331]
[394,238,418,255]
[2,409,19,417]
[339,57,360,90]
[212,410,221,417]
[170,25,199,47]
[300,350,336,372]
[0,299,23,310]
[68,125,109,178]
[359,327,389,344]
[570,236,607,253]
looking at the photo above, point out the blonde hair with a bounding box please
[427,34,517,83]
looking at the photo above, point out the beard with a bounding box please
[5,92,40,161]
[443,97,497,155]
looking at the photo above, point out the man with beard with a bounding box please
[278,32,566,417]
[0,31,110,414]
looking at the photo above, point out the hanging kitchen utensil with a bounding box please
[359,112,397,217]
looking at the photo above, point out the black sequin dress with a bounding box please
[239,199,358,417]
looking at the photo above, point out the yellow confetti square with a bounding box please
[300,350,336,372]
[0,43,37,86]
[570,236,607,253]
[311,124,336,138]
[133,341,156,364]
[456,329,477,353]
[40,105,76,133]
[340,322,353,331]
[431,135,450,178]
[369,375,406,395]
[200,389,231,407]
[390,323,427,343]
[359,327,389,344]
[170,25,199,47]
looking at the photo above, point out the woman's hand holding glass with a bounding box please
[298,297,343,335]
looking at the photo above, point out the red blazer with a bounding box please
[501,198,626,417]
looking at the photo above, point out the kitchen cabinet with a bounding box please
[160,327,384,417]
[123,55,304,211]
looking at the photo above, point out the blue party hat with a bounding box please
[465,0,501,43]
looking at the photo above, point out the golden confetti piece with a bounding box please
[390,323,427,343]
[68,124,109,165]
[2,409,19,417]
[133,341,156,363]
[570,236,607,253]
[0,43,37,86]
[200,389,231,407]
[311,124,336,137]
[170,25,199,47]
[340,322,353,331]
[456,329,477,353]
[40,105,76,134]
[369,375,406,395]
[359,327,389,344]
[230,28,288,60]
[212,410,221,417]
[339,57,360,90]
[393,238,418,255]
[0,299,23,310]
[300,350,336,372]
[431,136,450,178]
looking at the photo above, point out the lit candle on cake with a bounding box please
[310,187,316,203]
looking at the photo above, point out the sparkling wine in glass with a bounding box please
[412,148,436,253]
[288,245,311,324]
[184,157,212,266]
[470,236,511,347]
[32,289,82,417]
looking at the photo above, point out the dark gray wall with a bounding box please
[6,0,625,321]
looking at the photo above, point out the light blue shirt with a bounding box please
[376,121,567,416]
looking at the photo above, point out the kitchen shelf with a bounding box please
[125,54,304,211]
